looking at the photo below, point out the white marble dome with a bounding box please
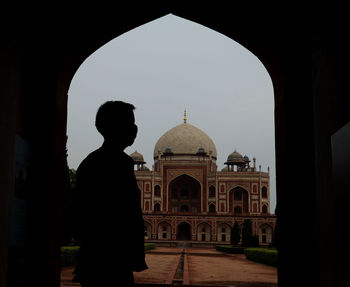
[153,123,217,158]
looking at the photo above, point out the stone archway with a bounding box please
[177,222,191,240]
[0,7,327,287]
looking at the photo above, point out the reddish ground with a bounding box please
[61,246,277,286]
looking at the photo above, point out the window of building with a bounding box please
[234,190,242,201]
[262,186,268,198]
[154,203,161,212]
[209,204,215,213]
[192,189,198,198]
[222,234,226,241]
[181,205,189,212]
[201,234,206,241]
[234,206,242,214]
[163,232,167,239]
[162,226,167,231]
[181,189,189,198]
[209,186,216,197]
[154,185,161,197]
[262,204,268,214]
[222,228,226,233]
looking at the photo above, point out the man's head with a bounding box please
[95,101,137,149]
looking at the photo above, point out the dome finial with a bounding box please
[184,109,187,124]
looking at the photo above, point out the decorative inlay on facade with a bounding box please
[167,168,203,183]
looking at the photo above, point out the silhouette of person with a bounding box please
[71,101,148,287]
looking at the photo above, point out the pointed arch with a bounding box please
[168,174,201,213]
[217,223,231,242]
[259,223,273,244]
[197,222,211,241]
[229,186,249,214]
[177,222,191,240]
[143,220,152,240]
[158,221,172,240]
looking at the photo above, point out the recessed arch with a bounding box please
[154,185,161,197]
[177,221,191,241]
[262,186,268,198]
[197,222,211,241]
[143,221,152,239]
[259,223,273,245]
[217,223,231,242]
[229,186,249,213]
[168,174,201,213]
[209,185,216,197]
[158,221,172,240]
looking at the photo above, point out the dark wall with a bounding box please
[0,6,347,287]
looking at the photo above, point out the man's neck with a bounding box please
[102,140,125,152]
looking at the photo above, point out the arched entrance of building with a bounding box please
[169,174,201,213]
[177,222,191,240]
[229,186,249,214]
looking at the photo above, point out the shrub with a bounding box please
[144,243,156,251]
[215,245,245,254]
[230,220,241,246]
[61,246,80,267]
[244,248,278,266]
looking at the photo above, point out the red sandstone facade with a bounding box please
[132,121,276,245]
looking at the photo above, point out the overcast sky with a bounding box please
[67,14,276,212]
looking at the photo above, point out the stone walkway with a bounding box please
[61,247,277,286]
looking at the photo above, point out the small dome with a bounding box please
[243,155,250,161]
[227,150,243,162]
[140,165,150,171]
[130,151,145,163]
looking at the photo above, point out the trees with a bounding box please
[230,220,241,246]
[61,136,78,246]
[241,219,259,247]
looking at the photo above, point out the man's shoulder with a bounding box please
[77,148,103,173]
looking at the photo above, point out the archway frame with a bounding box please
[0,8,314,287]
[53,14,284,287]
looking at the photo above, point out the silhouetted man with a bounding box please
[72,101,147,287]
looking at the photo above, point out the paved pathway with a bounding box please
[61,246,277,286]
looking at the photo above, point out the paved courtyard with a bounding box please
[61,246,277,286]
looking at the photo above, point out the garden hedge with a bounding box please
[244,248,278,266]
[61,246,80,267]
[215,245,245,254]
[144,243,156,251]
